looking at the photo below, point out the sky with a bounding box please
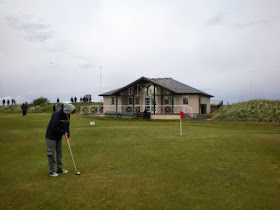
[0,0,279,104]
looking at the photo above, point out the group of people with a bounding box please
[80,96,91,102]
[70,97,78,103]
[2,98,16,106]
[56,96,92,104]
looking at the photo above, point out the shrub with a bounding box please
[32,97,49,106]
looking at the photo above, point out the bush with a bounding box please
[32,97,49,106]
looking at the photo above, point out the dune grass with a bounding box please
[214,99,280,122]
[0,113,280,209]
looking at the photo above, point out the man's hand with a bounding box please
[65,132,69,141]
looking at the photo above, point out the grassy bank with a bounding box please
[214,99,280,122]
[0,113,279,209]
[0,102,101,113]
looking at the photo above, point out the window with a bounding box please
[135,97,139,105]
[145,85,157,96]
[110,97,115,105]
[164,96,170,105]
[128,97,133,105]
[183,96,188,104]
[128,87,133,95]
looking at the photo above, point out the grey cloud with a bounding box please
[235,19,271,29]
[6,15,53,42]
[76,57,95,69]
[24,30,53,42]
[78,61,94,68]
[46,40,71,53]
[205,13,225,26]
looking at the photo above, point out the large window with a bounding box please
[128,97,133,105]
[128,97,139,105]
[110,97,115,105]
[164,96,170,105]
[183,96,188,104]
[135,97,139,105]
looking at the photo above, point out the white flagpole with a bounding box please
[180,118,183,136]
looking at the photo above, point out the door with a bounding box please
[145,97,156,112]
[201,104,207,114]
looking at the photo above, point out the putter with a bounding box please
[65,135,80,175]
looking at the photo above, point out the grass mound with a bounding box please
[213,99,280,122]
[0,102,101,113]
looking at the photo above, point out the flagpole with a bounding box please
[180,118,182,136]
[179,111,184,137]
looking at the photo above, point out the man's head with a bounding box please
[63,103,76,114]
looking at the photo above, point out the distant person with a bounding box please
[70,97,74,103]
[21,102,29,116]
[144,109,148,119]
[21,103,26,115]
[57,98,60,103]
[45,103,76,177]
[80,97,83,102]
[74,96,77,103]
[53,104,57,112]
[2,99,5,106]
[7,100,10,106]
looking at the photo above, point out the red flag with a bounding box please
[180,111,185,119]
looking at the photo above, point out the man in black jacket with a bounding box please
[45,103,76,177]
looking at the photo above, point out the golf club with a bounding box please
[65,134,80,175]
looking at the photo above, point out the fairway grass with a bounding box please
[0,113,280,209]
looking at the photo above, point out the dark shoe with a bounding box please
[57,169,68,174]
[49,172,59,177]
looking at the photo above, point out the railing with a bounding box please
[81,105,193,117]
[80,105,104,115]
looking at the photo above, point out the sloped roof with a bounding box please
[99,76,213,97]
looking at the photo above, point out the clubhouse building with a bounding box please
[96,77,213,119]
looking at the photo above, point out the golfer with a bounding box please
[45,103,76,177]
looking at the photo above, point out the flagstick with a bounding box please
[180,119,183,136]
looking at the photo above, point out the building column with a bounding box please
[133,95,135,112]
[172,95,174,114]
[116,96,118,112]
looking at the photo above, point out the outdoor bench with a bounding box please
[119,111,135,118]
[134,112,151,119]
[105,111,121,118]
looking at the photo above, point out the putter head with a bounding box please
[75,172,80,175]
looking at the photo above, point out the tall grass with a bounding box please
[214,99,280,122]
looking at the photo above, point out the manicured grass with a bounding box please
[0,113,280,209]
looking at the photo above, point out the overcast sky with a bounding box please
[0,0,279,104]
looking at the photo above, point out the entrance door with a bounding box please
[201,104,207,114]
[145,97,156,112]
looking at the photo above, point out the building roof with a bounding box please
[99,76,213,97]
